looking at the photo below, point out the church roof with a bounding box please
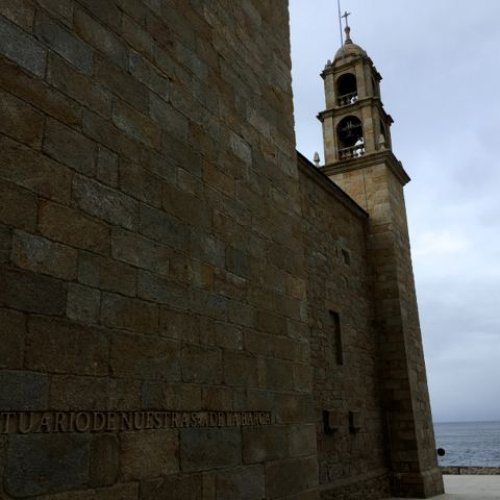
[334,40,367,60]
[334,27,367,61]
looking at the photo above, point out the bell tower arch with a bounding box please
[318,22,444,499]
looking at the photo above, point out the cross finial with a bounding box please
[341,11,351,28]
[341,11,352,43]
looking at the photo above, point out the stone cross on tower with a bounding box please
[341,10,350,28]
[341,11,352,42]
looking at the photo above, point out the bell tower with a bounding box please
[318,20,445,498]
[319,21,393,164]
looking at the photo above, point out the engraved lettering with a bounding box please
[146,411,154,429]
[92,412,106,432]
[119,412,131,431]
[190,412,198,427]
[54,412,68,432]
[68,411,76,432]
[38,413,53,432]
[133,412,145,430]
[161,412,170,428]
[234,413,241,426]
[153,412,162,429]
[106,412,117,431]
[198,412,208,427]
[218,412,225,427]
[2,412,16,433]
[209,412,218,426]
[75,412,90,432]
[0,410,274,433]
[19,412,36,434]
[171,412,179,428]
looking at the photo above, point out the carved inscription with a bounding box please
[0,410,273,434]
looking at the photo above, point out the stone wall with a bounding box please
[328,154,444,497]
[299,156,390,498]
[0,1,319,498]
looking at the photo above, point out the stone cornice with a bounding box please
[321,54,374,79]
[317,96,385,123]
[321,150,411,186]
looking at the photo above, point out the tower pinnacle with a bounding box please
[341,11,352,44]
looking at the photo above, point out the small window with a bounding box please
[341,249,351,266]
[329,310,343,365]
[349,411,361,433]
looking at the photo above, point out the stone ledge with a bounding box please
[441,466,500,475]
[322,150,411,186]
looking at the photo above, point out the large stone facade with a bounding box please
[0,1,441,499]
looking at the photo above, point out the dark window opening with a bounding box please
[337,116,363,148]
[379,120,387,149]
[329,310,343,365]
[337,73,357,106]
[341,249,351,266]
[349,411,361,433]
[337,116,364,160]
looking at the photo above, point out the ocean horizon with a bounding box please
[434,420,500,467]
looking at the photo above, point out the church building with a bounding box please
[0,1,443,498]
[311,18,444,497]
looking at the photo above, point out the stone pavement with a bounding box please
[388,475,500,499]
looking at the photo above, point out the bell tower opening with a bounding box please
[337,116,364,159]
[337,73,357,106]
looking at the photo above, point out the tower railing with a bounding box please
[337,92,358,107]
[338,144,365,160]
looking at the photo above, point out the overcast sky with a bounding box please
[289,0,500,423]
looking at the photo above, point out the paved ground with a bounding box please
[388,475,500,499]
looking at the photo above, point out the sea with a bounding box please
[434,421,500,466]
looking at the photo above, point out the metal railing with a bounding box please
[337,92,358,107]
[338,144,365,160]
